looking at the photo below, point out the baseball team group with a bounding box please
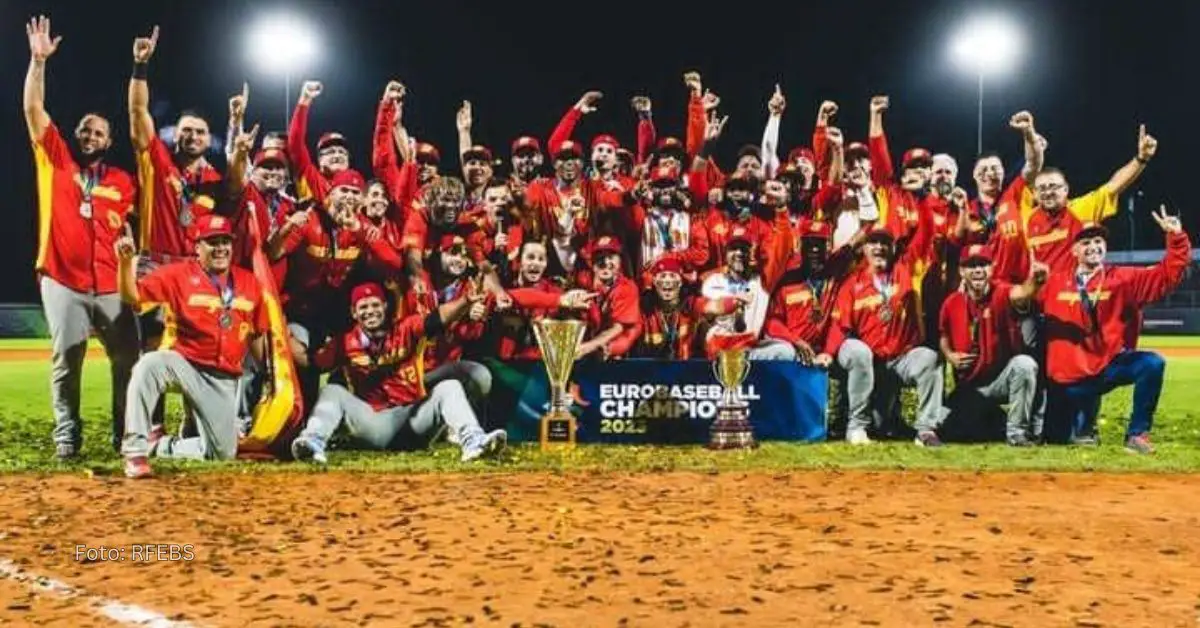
[21,16,1191,479]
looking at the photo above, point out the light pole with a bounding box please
[950,14,1023,155]
[246,13,319,129]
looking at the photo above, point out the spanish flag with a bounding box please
[238,201,305,459]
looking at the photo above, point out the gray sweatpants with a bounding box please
[838,339,946,433]
[971,355,1039,440]
[300,380,484,450]
[121,350,240,460]
[748,338,799,361]
[40,276,139,449]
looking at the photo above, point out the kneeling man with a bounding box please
[291,282,506,464]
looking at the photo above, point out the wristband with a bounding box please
[1136,155,1150,165]
[132,62,148,80]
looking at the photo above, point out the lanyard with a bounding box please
[358,329,387,368]
[1075,269,1103,333]
[208,271,235,327]
[807,278,826,304]
[81,168,99,203]
[966,290,987,346]
[872,272,894,305]
[657,309,679,353]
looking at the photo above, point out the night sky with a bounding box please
[0,0,1193,303]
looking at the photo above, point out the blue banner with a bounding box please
[485,359,828,444]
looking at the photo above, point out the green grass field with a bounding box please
[2,338,1200,474]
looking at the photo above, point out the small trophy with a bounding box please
[709,348,757,450]
[533,318,587,451]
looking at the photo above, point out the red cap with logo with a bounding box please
[650,255,684,276]
[439,233,468,252]
[329,168,366,192]
[253,148,287,167]
[656,136,685,157]
[553,140,583,159]
[350,282,386,306]
[787,146,816,165]
[591,134,620,150]
[317,132,348,152]
[902,147,933,168]
[728,225,753,247]
[193,214,234,241]
[593,235,622,256]
[511,136,541,155]
[462,145,494,163]
[961,244,993,265]
[798,216,832,241]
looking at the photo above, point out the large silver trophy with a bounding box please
[709,348,757,449]
[533,318,587,451]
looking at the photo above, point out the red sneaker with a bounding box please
[124,456,153,479]
[1124,433,1155,455]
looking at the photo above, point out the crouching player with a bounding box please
[115,215,268,479]
[1041,209,1191,453]
[938,245,1047,445]
[291,282,507,464]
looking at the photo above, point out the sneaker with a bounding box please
[1125,433,1155,455]
[846,428,873,446]
[123,456,152,479]
[291,436,328,465]
[914,431,944,448]
[1071,433,1100,447]
[55,443,78,460]
[460,430,506,462]
[1007,435,1035,447]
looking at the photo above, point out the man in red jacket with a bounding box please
[939,245,1047,445]
[288,80,351,204]
[291,282,506,464]
[1040,210,1190,453]
[579,236,642,360]
[25,16,140,457]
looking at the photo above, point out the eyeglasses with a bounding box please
[1035,183,1065,193]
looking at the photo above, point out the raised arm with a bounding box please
[224,84,256,194]
[1009,111,1043,180]
[114,225,140,305]
[287,80,323,199]
[631,96,654,165]
[761,84,785,179]
[23,16,61,143]
[813,100,838,182]
[455,99,473,171]
[373,82,409,207]
[867,95,893,187]
[1106,124,1158,196]
[128,25,160,152]
[1126,207,1191,306]
[548,91,601,151]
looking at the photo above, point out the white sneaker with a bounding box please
[846,428,873,445]
[291,436,327,465]
[460,429,507,462]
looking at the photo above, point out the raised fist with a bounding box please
[456,100,473,131]
[630,96,652,114]
[132,25,159,63]
[300,80,323,103]
[682,71,702,95]
[26,15,62,61]
[767,84,786,115]
[818,100,839,122]
[1030,260,1049,285]
[1009,110,1035,133]
[949,186,968,210]
[869,95,889,115]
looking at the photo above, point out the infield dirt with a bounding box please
[1,471,1198,627]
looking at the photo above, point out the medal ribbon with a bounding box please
[872,272,894,314]
[1075,270,1103,334]
[208,271,235,325]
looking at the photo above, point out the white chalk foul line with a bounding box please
[0,558,195,627]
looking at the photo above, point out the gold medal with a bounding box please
[878,304,893,323]
[810,304,823,323]
[79,201,93,219]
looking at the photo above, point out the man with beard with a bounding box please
[115,214,268,478]
[635,256,703,360]
[700,226,796,361]
[290,282,507,465]
[939,245,1047,446]
[400,176,484,276]
[233,148,297,287]
[24,16,139,457]
[491,240,596,359]
[629,164,710,282]
[510,135,544,193]
[578,237,643,360]
[288,80,352,204]
[128,26,225,267]
[823,214,944,447]
[1039,209,1189,453]
[702,172,773,270]
[524,140,625,278]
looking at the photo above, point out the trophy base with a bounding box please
[540,410,577,451]
[708,404,757,450]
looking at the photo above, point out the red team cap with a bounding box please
[329,169,367,192]
[651,164,680,185]
[193,214,233,241]
[350,282,386,306]
[902,147,933,168]
[864,225,895,244]
[728,225,753,247]
[416,142,441,164]
[554,140,584,159]
[650,255,684,276]
[846,141,870,160]
[1075,222,1109,243]
[462,145,494,163]
[798,217,832,241]
[439,233,468,253]
[961,244,994,265]
[511,136,542,155]
[591,134,620,150]
[317,132,348,152]
[656,136,686,159]
[593,235,623,256]
[787,146,816,166]
[777,162,802,180]
[253,148,287,167]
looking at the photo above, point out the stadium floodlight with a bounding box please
[246,12,320,127]
[948,13,1024,154]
